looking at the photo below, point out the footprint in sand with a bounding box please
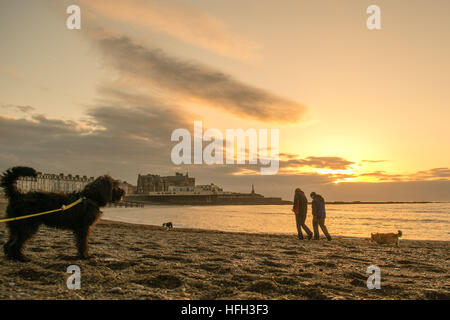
[297,271,315,278]
[128,247,143,252]
[313,261,337,268]
[44,263,71,272]
[274,276,298,285]
[260,259,290,268]
[141,253,193,263]
[134,264,157,274]
[108,261,138,271]
[245,280,278,294]
[231,274,259,282]
[343,270,367,280]
[55,254,79,261]
[281,250,300,255]
[422,289,450,300]
[207,257,232,263]
[14,268,59,285]
[136,274,184,289]
[198,263,233,273]
[213,279,241,288]
[241,267,265,275]
[254,252,276,259]
[144,244,162,250]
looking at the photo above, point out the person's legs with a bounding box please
[318,218,332,241]
[312,216,320,240]
[295,214,304,239]
[299,214,313,239]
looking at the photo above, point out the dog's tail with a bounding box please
[0,166,37,199]
[398,230,403,237]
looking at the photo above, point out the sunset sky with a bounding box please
[0,0,449,201]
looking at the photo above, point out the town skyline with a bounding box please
[2,167,449,203]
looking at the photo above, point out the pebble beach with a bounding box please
[0,207,448,300]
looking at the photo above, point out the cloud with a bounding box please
[361,160,388,163]
[189,166,450,201]
[95,35,306,123]
[1,105,449,201]
[318,180,450,202]
[411,167,450,180]
[1,104,35,114]
[359,168,450,182]
[0,87,194,181]
[358,171,404,181]
[80,0,260,60]
[279,154,355,170]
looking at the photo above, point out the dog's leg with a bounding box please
[7,226,37,262]
[3,231,18,256]
[74,227,91,259]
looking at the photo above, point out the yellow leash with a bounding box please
[0,198,84,223]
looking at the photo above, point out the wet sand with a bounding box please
[0,202,449,300]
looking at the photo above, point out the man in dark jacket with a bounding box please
[310,192,332,241]
[292,188,313,240]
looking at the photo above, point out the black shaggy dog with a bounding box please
[1,166,124,262]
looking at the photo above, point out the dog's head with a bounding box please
[111,179,125,203]
[82,175,125,207]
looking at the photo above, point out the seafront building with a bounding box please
[119,181,136,195]
[166,183,223,195]
[0,171,136,196]
[137,172,195,193]
[132,172,288,205]
[137,172,227,195]
[0,170,287,205]
[15,172,95,193]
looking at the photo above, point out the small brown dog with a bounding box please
[371,230,402,246]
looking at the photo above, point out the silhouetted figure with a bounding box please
[310,192,332,241]
[292,188,313,240]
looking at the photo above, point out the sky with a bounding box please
[0,0,449,201]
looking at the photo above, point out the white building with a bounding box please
[156,183,225,196]
[195,183,223,193]
[16,172,95,193]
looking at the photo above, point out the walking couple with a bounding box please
[292,188,332,241]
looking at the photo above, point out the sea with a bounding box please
[102,202,450,241]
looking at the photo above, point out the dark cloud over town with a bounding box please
[96,36,306,123]
[1,102,449,201]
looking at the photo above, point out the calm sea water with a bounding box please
[102,203,450,241]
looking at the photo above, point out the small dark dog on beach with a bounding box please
[1,166,124,262]
[371,230,402,246]
[162,222,173,229]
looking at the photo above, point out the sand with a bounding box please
[0,201,449,300]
